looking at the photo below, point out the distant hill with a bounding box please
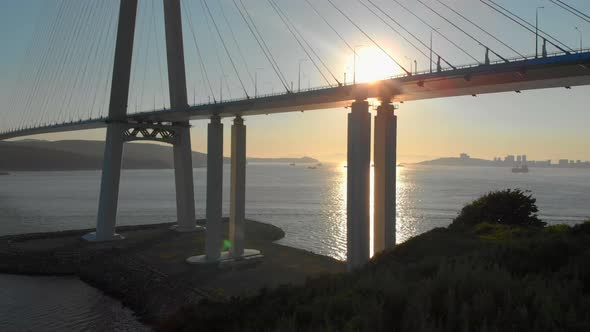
[417,157,495,167]
[0,140,317,171]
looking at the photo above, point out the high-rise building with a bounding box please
[505,155,515,163]
[522,155,527,163]
[517,155,522,163]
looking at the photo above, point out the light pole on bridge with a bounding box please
[575,26,583,52]
[298,59,308,92]
[429,28,440,73]
[536,6,544,58]
[353,45,363,85]
[254,68,264,98]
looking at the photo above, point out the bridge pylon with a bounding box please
[85,0,202,241]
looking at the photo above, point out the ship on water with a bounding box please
[512,164,529,173]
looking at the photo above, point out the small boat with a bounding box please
[289,163,296,166]
[512,165,529,173]
[317,163,323,167]
[397,163,405,167]
[307,166,317,170]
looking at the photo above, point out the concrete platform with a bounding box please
[186,249,263,265]
[82,232,125,242]
[169,224,206,233]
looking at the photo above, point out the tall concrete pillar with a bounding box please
[373,101,397,254]
[173,125,197,231]
[347,100,371,271]
[230,116,246,257]
[206,115,224,261]
[85,0,138,241]
[90,123,126,241]
[164,0,198,231]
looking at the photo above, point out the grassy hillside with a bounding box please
[160,221,590,331]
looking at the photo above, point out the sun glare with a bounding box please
[346,46,401,84]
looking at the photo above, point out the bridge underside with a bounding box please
[2,52,590,140]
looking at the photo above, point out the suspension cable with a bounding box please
[218,0,255,86]
[202,0,250,98]
[182,0,217,102]
[326,0,412,76]
[549,0,590,24]
[390,0,480,64]
[232,0,290,92]
[362,0,455,69]
[415,0,508,62]
[303,0,354,53]
[481,0,573,54]
[268,0,338,86]
[199,0,232,100]
[432,0,525,58]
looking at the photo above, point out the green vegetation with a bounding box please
[450,189,545,229]
[160,192,590,332]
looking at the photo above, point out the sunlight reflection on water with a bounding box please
[321,164,412,259]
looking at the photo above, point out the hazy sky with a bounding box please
[1,0,589,162]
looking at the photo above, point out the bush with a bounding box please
[450,189,545,229]
[572,219,590,235]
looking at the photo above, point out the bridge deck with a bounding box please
[2,51,590,140]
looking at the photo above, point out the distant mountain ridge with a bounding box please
[0,140,317,171]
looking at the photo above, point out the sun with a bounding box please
[345,46,401,84]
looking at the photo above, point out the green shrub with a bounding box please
[544,224,571,234]
[450,189,545,230]
[572,219,590,235]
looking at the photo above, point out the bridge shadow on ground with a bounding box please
[0,220,345,325]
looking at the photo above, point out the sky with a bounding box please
[0,0,589,163]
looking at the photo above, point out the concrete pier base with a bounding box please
[205,116,224,261]
[347,100,371,271]
[373,101,397,254]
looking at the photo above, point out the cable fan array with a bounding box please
[1,0,588,136]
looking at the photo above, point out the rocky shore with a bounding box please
[0,220,345,326]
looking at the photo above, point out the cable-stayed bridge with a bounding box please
[1,0,589,270]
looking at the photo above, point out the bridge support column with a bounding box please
[373,101,397,255]
[172,124,200,232]
[186,116,261,265]
[205,115,224,261]
[347,100,371,271]
[84,0,138,242]
[85,123,126,242]
[230,116,246,257]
